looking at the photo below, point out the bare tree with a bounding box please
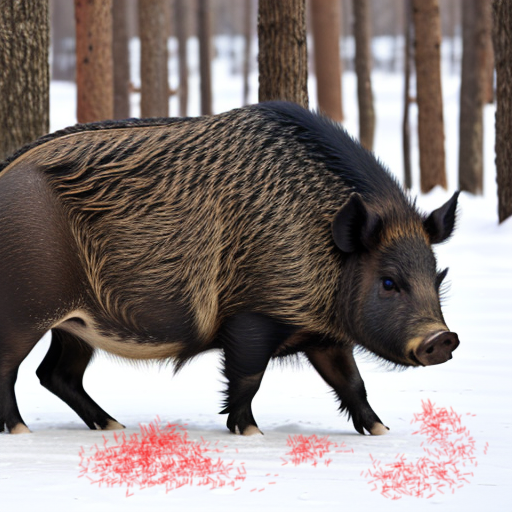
[75,0,113,123]
[258,0,308,108]
[242,0,254,106]
[113,0,130,119]
[311,0,343,122]
[492,0,512,223]
[198,0,213,115]
[139,0,169,118]
[483,1,495,104]
[0,0,49,161]
[412,0,447,192]
[175,0,189,116]
[459,0,490,195]
[50,0,75,81]
[402,0,413,189]
[353,0,375,150]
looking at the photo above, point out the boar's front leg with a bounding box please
[305,345,388,435]
[219,313,292,436]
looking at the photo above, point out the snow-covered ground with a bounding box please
[1,37,511,511]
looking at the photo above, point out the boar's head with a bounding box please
[332,192,460,367]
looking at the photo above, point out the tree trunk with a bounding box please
[310,0,343,122]
[353,0,375,150]
[139,0,169,118]
[75,0,113,123]
[113,0,130,119]
[483,1,495,104]
[198,0,213,115]
[492,0,512,223]
[459,0,488,195]
[242,0,253,106]
[50,0,75,81]
[403,0,413,190]
[258,0,308,108]
[0,0,49,161]
[175,0,189,117]
[412,0,446,193]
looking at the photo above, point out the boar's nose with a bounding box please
[414,331,460,366]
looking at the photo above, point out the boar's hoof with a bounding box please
[10,423,31,434]
[234,424,263,436]
[369,422,389,436]
[415,331,460,366]
[93,420,125,431]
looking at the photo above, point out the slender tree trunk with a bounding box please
[50,0,75,81]
[258,0,308,108]
[113,0,130,119]
[483,1,495,104]
[75,0,113,123]
[412,0,446,192]
[459,0,488,195]
[353,0,375,150]
[492,0,512,223]
[198,0,213,115]
[139,0,169,118]
[311,0,343,122]
[403,0,413,189]
[242,0,253,106]
[175,0,189,117]
[140,0,169,118]
[0,0,49,161]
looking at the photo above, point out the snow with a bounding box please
[1,37,512,511]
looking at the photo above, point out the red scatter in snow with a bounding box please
[78,418,246,496]
[281,434,353,467]
[364,400,486,500]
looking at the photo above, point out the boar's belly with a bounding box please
[52,310,185,360]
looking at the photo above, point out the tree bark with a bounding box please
[113,0,130,119]
[483,1,495,104]
[175,0,189,117]
[492,0,512,223]
[258,0,308,108]
[311,0,343,122]
[50,0,75,81]
[75,0,113,123]
[353,0,375,150]
[412,0,447,193]
[198,0,213,115]
[403,0,413,190]
[459,0,488,195]
[139,0,169,118]
[242,0,253,106]
[0,0,49,161]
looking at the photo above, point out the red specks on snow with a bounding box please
[363,399,486,500]
[78,418,246,496]
[280,434,353,467]
[78,401,485,498]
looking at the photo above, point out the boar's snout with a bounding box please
[413,331,460,366]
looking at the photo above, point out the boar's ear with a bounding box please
[332,193,382,253]
[423,191,460,244]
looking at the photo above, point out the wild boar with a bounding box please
[0,102,459,435]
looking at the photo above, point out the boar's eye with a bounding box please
[382,277,399,292]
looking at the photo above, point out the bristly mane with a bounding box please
[254,101,408,207]
[0,116,192,174]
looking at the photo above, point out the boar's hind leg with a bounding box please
[306,346,388,435]
[0,331,43,433]
[219,313,291,436]
[36,329,124,431]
